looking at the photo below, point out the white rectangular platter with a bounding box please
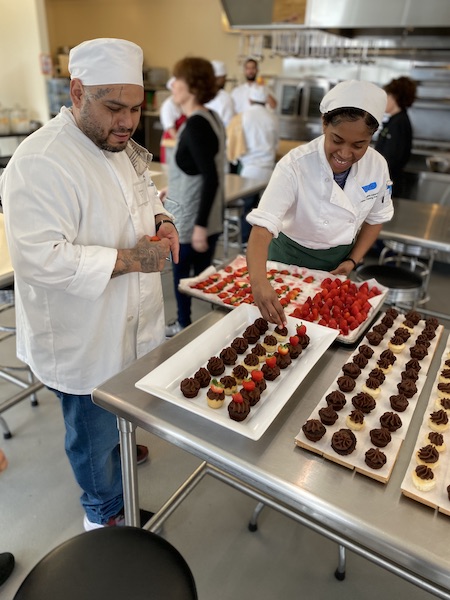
[136,304,338,440]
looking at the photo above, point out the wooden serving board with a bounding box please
[401,334,450,515]
[295,310,444,484]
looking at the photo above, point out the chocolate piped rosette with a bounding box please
[401,333,450,516]
[295,309,443,483]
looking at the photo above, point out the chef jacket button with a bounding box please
[127,315,134,322]
[325,177,330,182]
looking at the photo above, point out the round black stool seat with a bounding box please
[356,264,422,306]
[13,527,197,600]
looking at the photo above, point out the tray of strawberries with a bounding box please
[179,255,388,344]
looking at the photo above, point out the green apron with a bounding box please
[269,232,353,271]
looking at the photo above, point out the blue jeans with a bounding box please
[172,234,220,327]
[48,387,123,524]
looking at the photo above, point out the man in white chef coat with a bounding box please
[205,60,235,128]
[0,38,179,530]
[231,57,277,114]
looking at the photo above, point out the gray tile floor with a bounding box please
[1,244,449,599]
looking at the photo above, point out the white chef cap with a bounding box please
[212,60,227,77]
[320,80,387,125]
[249,85,268,103]
[69,38,144,87]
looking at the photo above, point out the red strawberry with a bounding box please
[265,355,277,368]
[232,392,244,403]
[242,378,256,391]
[289,335,299,346]
[296,323,307,336]
[278,344,289,356]
[210,379,225,394]
[251,370,264,382]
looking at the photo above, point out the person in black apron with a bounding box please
[246,80,394,326]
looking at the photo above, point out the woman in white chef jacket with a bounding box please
[246,80,394,326]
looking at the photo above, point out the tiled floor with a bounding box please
[0,244,449,599]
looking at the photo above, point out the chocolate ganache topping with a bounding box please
[438,382,450,396]
[275,351,291,369]
[417,444,439,465]
[220,375,237,389]
[365,448,387,470]
[325,390,346,411]
[390,335,405,347]
[220,346,238,365]
[429,409,449,425]
[263,334,277,348]
[440,369,450,380]
[410,344,428,359]
[274,325,288,337]
[415,334,431,348]
[377,357,392,372]
[241,388,261,406]
[397,379,417,398]
[243,324,261,344]
[353,353,369,369]
[447,485,450,501]
[381,314,395,328]
[231,337,249,354]
[422,325,436,340]
[358,344,374,359]
[394,327,410,341]
[380,349,397,364]
[373,323,388,336]
[244,353,260,368]
[342,362,361,379]
[352,392,376,413]
[389,394,409,412]
[207,356,225,376]
[401,368,419,382]
[194,367,211,388]
[402,318,415,330]
[302,419,326,442]
[337,375,356,393]
[288,343,302,359]
[405,358,421,372]
[254,317,269,333]
[379,411,402,432]
[318,405,338,426]
[251,343,266,358]
[180,377,201,398]
[331,429,357,455]
[385,307,399,319]
[206,389,224,401]
[364,376,381,391]
[415,465,434,481]
[405,310,422,325]
[425,316,439,330]
[427,432,444,447]
[261,363,280,381]
[348,409,364,425]
[438,397,450,410]
[366,331,383,346]
[297,334,310,349]
[232,365,249,381]
[370,427,392,447]
[368,368,386,384]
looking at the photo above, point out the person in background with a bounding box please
[0,449,14,587]
[205,60,235,128]
[0,38,179,530]
[231,58,277,114]
[159,77,186,164]
[164,57,226,338]
[227,85,279,244]
[246,80,393,327]
[375,76,417,197]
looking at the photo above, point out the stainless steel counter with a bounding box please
[93,311,450,599]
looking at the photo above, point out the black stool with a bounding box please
[13,527,197,600]
[356,264,422,309]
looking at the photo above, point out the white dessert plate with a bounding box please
[136,304,338,440]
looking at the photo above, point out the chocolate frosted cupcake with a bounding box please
[180,377,201,398]
[243,324,261,344]
[394,327,411,341]
[220,375,237,395]
[262,334,277,353]
[368,368,386,385]
[273,325,288,342]
[389,394,409,412]
[416,444,440,468]
[302,419,326,442]
[342,362,361,380]
[405,358,421,373]
[366,331,383,346]
[337,375,356,393]
[381,314,395,328]
[194,367,211,388]
[385,307,399,319]
[397,379,417,399]
[232,364,249,384]
[231,337,249,354]
[255,378,267,393]
[261,363,280,381]
[412,465,435,491]
[227,394,250,422]
[318,405,338,426]
[352,353,368,369]
[422,325,437,340]
[401,318,416,333]
[288,343,302,359]
[365,448,387,470]
[362,376,382,398]
[275,351,292,369]
[405,310,422,325]
[415,334,431,348]
[243,353,260,372]
[373,323,388,336]
[251,343,267,362]
[401,368,419,382]
[425,431,444,450]
[325,390,346,411]
[241,387,261,407]
[379,411,402,432]
[377,357,393,373]
[410,344,428,360]
[331,429,357,455]
[425,316,439,330]
[220,346,238,366]
[358,344,374,359]
[369,427,392,448]
[207,356,225,376]
[352,391,376,414]
[380,349,397,365]
[254,317,269,334]
[428,409,449,432]
[345,409,365,431]
[388,335,406,353]
[297,334,310,350]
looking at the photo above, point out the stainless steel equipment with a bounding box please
[275,76,337,140]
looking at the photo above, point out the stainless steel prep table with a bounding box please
[93,311,450,598]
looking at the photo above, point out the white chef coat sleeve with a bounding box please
[3,155,117,302]
[246,161,296,237]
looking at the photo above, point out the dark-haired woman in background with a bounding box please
[375,76,417,197]
[246,80,394,327]
[163,57,226,337]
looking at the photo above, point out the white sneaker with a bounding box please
[165,320,184,338]
[83,512,125,532]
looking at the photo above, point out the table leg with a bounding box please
[117,417,140,527]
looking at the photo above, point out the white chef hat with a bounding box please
[212,60,227,78]
[69,38,144,87]
[249,85,268,103]
[320,80,387,125]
